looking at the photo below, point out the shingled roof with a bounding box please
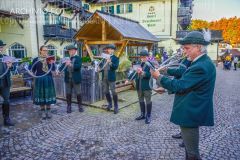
[74,10,159,43]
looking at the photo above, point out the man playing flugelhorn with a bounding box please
[60,44,83,113]
[0,40,15,126]
[98,44,119,114]
[151,30,216,160]
[125,49,153,124]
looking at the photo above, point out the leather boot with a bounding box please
[77,94,84,112]
[135,102,145,120]
[2,104,14,126]
[105,93,112,111]
[113,95,118,114]
[172,132,182,139]
[66,94,72,113]
[145,102,152,124]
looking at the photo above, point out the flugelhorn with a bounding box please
[147,52,186,91]
[92,53,111,72]
[0,56,20,79]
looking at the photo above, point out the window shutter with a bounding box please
[44,13,49,25]
[69,20,72,28]
[128,4,133,13]
[110,6,114,14]
[117,5,120,14]
[56,16,60,25]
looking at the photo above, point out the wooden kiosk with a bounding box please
[74,10,159,59]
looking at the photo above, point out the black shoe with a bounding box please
[145,116,151,124]
[67,105,72,113]
[179,141,185,148]
[105,93,112,111]
[172,133,182,139]
[4,117,15,126]
[114,107,118,114]
[135,114,145,120]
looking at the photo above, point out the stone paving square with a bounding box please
[0,67,240,160]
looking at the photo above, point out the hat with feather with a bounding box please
[178,29,211,46]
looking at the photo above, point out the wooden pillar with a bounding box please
[116,40,129,58]
[102,21,106,41]
[147,43,153,52]
[84,40,94,61]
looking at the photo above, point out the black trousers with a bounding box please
[0,86,10,105]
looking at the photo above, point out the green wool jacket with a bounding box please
[160,54,216,127]
[100,54,119,82]
[128,61,152,91]
[0,54,15,87]
[61,55,82,84]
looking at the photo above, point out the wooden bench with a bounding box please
[115,79,133,93]
[10,75,32,96]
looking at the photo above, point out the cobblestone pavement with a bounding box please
[0,67,240,160]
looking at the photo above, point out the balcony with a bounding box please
[43,24,77,41]
[42,0,82,10]
[180,0,193,7]
[177,15,191,30]
[177,7,192,17]
[176,30,223,41]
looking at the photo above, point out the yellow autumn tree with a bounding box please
[189,17,240,45]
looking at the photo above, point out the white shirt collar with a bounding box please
[192,53,206,63]
[71,53,77,57]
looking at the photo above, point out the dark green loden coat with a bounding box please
[159,54,216,127]
[0,54,15,87]
[100,54,119,82]
[61,55,82,84]
[128,61,152,91]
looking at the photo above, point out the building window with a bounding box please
[83,4,90,10]
[47,45,57,56]
[101,6,114,14]
[117,4,124,14]
[44,12,72,28]
[63,46,69,57]
[126,4,133,13]
[9,43,27,58]
[117,4,133,14]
